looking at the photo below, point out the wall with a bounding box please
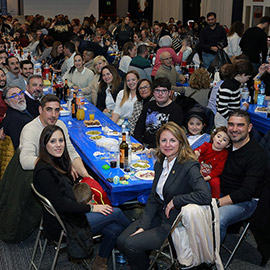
[23,0,99,20]
[117,0,128,17]
[7,0,18,15]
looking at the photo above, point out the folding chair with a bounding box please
[29,183,117,270]
[29,183,68,270]
[222,221,250,269]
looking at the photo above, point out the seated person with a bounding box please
[185,107,211,150]
[183,68,211,107]
[63,53,94,102]
[216,59,253,127]
[118,42,137,75]
[111,71,139,124]
[218,110,266,243]
[0,68,7,125]
[155,51,185,92]
[128,44,152,82]
[194,126,231,198]
[73,182,93,205]
[82,48,95,70]
[34,125,130,269]
[255,61,270,96]
[19,94,90,179]
[129,79,153,136]
[118,122,211,269]
[96,65,123,115]
[134,77,184,148]
[2,86,33,149]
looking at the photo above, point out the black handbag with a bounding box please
[208,49,231,74]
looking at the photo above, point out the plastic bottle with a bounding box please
[76,89,85,120]
[241,83,249,104]
[257,81,266,106]
[43,62,50,80]
[254,76,261,104]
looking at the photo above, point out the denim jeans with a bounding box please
[202,52,216,69]
[86,207,130,258]
[219,199,258,243]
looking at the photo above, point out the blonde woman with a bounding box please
[118,121,211,269]
[111,70,139,124]
[89,56,108,106]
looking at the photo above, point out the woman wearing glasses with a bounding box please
[118,121,211,270]
[129,79,153,136]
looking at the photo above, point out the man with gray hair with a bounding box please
[25,74,43,117]
[1,86,33,148]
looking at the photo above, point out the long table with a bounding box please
[248,104,270,134]
[59,102,154,206]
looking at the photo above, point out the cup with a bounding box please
[89,109,95,121]
[110,152,117,168]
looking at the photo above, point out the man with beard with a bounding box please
[217,110,266,243]
[134,77,183,148]
[199,12,227,68]
[1,86,33,148]
[5,56,24,87]
[24,75,43,117]
[11,60,34,91]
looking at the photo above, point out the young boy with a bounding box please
[73,182,93,205]
[194,126,231,198]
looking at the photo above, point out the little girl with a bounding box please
[186,107,211,150]
[194,126,231,198]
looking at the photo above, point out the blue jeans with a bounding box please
[202,52,216,69]
[86,207,130,258]
[219,199,258,243]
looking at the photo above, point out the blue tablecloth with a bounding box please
[248,104,270,134]
[59,102,153,206]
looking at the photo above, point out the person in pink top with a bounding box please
[151,35,183,77]
[194,126,231,198]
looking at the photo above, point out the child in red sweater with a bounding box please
[194,126,231,198]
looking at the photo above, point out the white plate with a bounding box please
[60,110,70,116]
[107,131,121,136]
[135,170,155,181]
[131,162,150,170]
[96,138,118,151]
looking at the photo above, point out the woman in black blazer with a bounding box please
[117,121,212,270]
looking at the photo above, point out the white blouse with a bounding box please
[105,85,116,111]
[113,90,137,119]
[156,157,176,200]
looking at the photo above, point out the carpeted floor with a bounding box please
[0,205,269,270]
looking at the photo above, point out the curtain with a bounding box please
[153,0,182,23]
[201,0,233,28]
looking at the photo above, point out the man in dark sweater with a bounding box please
[134,77,183,148]
[217,110,266,243]
[25,74,43,118]
[240,16,270,72]
[2,86,33,148]
[199,12,228,69]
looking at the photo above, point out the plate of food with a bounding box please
[89,135,104,141]
[131,162,150,170]
[107,130,121,136]
[84,119,102,127]
[131,143,145,152]
[135,170,155,181]
[59,107,70,116]
[85,130,102,136]
[96,138,118,150]
[255,107,267,113]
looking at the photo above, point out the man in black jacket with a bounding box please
[240,16,270,73]
[199,12,228,68]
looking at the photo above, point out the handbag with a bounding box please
[208,49,231,74]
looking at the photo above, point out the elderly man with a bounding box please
[218,110,266,243]
[1,86,33,148]
[5,56,25,87]
[19,94,90,179]
[11,60,34,91]
[128,44,152,81]
[134,77,183,148]
[25,74,43,118]
[155,51,185,92]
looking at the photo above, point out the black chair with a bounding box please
[29,183,117,270]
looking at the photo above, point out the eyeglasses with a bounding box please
[6,90,24,100]
[163,57,172,61]
[154,89,169,94]
[138,85,150,91]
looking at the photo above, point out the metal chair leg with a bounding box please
[111,248,116,270]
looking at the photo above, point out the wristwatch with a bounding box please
[215,198,220,208]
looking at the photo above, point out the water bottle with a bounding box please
[257,82,265,106]
[241,83,249,104]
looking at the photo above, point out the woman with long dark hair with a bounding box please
[34,125,130,270]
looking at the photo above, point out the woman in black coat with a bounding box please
[117,122,211,270]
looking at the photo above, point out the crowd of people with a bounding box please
[0,9,269,270]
